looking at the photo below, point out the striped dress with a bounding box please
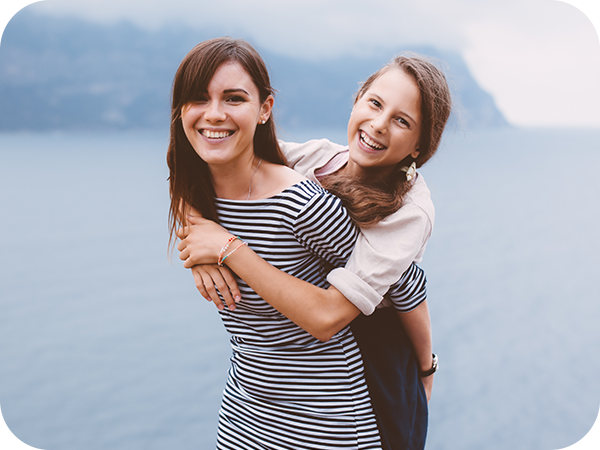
[214,180,383,450]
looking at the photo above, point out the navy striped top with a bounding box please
[214,180,383,450]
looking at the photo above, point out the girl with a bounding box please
[177,49,452,450]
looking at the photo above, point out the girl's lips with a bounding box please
[358,130,386,153]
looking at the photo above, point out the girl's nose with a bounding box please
[370,115,387,135]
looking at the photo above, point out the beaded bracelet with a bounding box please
[218,236,240,266]
[220,241,248,266]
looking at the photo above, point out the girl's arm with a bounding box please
[178,217,360,342]
[337,175,434,299]
[187,252,435,400]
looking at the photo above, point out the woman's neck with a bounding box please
[210,155,263,200]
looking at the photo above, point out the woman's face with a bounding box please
[346,67,422,178]
[181,62,273,169]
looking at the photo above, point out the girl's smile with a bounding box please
[346,67,422,178]
[358,130,387,152]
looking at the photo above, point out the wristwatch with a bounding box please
[419,353,438,377]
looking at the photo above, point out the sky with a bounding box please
[0,0,599,128]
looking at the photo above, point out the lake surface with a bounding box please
[0,127,599,449]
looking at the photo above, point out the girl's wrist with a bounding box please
[218,235,244,266]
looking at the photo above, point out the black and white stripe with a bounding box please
[385,263,428,313]
[214,180,382,450]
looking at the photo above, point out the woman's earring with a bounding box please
[259,119,266,125]
[400,161,417,182]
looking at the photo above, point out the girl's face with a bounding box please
[181,62,273,170]
[346,68,422,178]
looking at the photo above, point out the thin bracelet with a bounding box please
[218,236,240,266]
[220,241,247,265]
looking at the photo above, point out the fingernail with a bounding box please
[217,303,224,311]
[228,305,236,311]
[235,295,241,303]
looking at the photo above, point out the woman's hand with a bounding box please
[421,374,434,403]
[191,264,241,311]
[177,216,234,268]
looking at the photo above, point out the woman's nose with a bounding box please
[205,101,226,122]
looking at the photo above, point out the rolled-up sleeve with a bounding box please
[345,204,432,297]
[326,176,434,315]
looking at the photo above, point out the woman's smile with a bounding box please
[200,128,235,140]
[181,61,271,167]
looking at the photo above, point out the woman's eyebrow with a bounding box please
[223,88,249,95]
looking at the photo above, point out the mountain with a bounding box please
[0,10,510,132]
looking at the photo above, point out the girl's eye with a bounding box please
[369,99,381,108]
[396,117,409,127]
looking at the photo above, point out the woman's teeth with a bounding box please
[201,130,233,139]
[360,131,384,150]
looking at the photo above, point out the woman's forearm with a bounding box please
[178,216,360,340]
[397,300,434,401]
[397,300,432,372]
[225,244,360,341]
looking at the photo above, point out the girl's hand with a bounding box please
[177,216,234,267]
[191,264,241,311]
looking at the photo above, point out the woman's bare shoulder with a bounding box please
[259,163,308,198]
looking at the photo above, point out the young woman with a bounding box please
[168,37,438,449]
[177,47,452,450]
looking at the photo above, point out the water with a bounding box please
[0,128,598,449]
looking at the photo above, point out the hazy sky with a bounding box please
[1,0,600,128]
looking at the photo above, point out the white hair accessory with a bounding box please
[400,161,417,182]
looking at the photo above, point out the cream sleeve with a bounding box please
[278,139,346,179]
[280,139,435,317]
[327,175,435,315]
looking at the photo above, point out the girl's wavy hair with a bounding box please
[321,53,452,227]
[167,37,285,246]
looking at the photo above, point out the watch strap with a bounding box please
[419,353,438,377]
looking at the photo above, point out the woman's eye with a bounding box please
[369,99,381,108]
[226,96,245,103]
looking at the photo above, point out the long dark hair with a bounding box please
[167,37,285,244]
[321,53,452,227]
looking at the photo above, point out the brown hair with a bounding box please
[167,37,285,244]
[321,53,452,226]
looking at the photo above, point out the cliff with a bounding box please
[0,10,510,132]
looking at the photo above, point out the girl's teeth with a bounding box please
[361,131,384,150]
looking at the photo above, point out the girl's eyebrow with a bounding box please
[371,92,418,126]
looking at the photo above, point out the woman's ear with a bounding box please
[411,149,420,159]
[259,95,274,124]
